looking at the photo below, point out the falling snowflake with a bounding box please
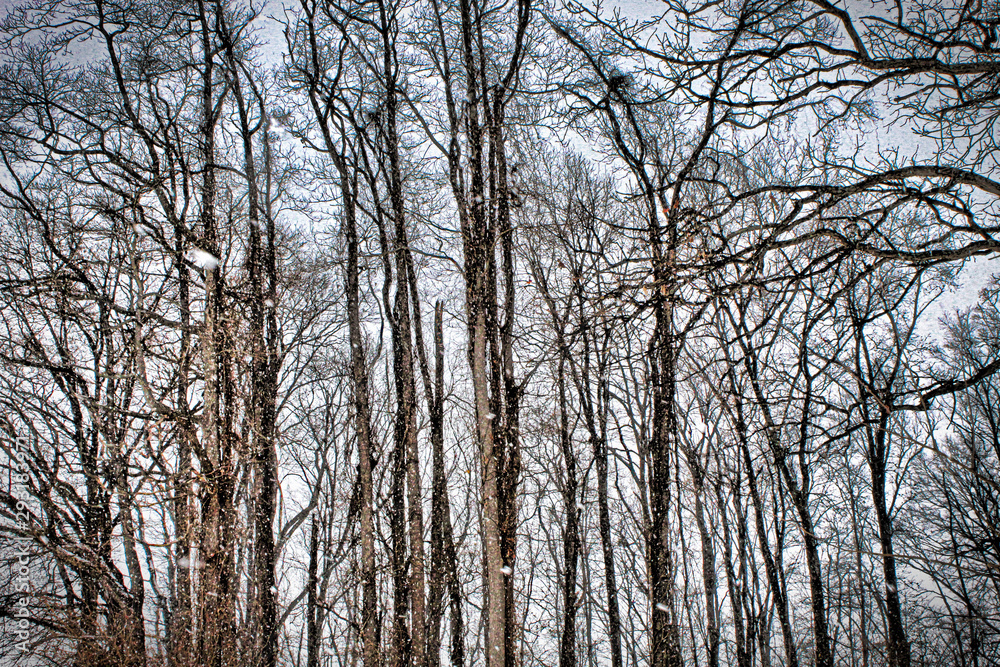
[265,299,275,308]
[485,413,496,420]
[500,565,512,576]
[655,602,669,613]
[186,248,219,270]
[178,557,206,570]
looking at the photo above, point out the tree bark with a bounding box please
[219,19,280,664]
[558,352,580,667]
[307,518,322,667]
[687,457,719,667]
[194,3,237,664]
[714,470,750,667]
[731,383,798,667]
[870,410,911,667]
[171,229,194,667]
[372,2,427,662]
[342,166,381,667]
[648,204,683,667]
[425,302,465,667]
[452,0,504,661]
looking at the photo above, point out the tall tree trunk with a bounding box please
[594,430,622,667]
[688,459,719,667]
[114,457,149,667]
[220,23,279,665]
[194,4,237,664]
[870,410,911,667]
[307,518,321,667]
[733,292,832,667]
[579,322,622,667]
[648,207,683,667]
[171,230,194,667]
[491,88,523,667]
[390,381,411,667]
[425,302,464,667]
[438,1,529,662]
[731,382,798,667]
[425,326,447,667]
[341,166,380,667]
[714,471,749,667]
[846,462,871,667]
[754,369,832,667]
[373,2,427,662]
[558,352,580,667]
[301,29,383,661]
[453,0,504,660]
[777,458,832,667]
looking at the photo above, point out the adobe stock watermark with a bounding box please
[8,433,33,655]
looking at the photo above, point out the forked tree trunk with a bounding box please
[424,300,465,667]
[220,22,280,664]
[341,166,380,667]
[714,471,750,667]
[730,382,798,667]
[746,360,832,667]
[371,3,427,662]
[453,0,504,659]
[194,3,237,663]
